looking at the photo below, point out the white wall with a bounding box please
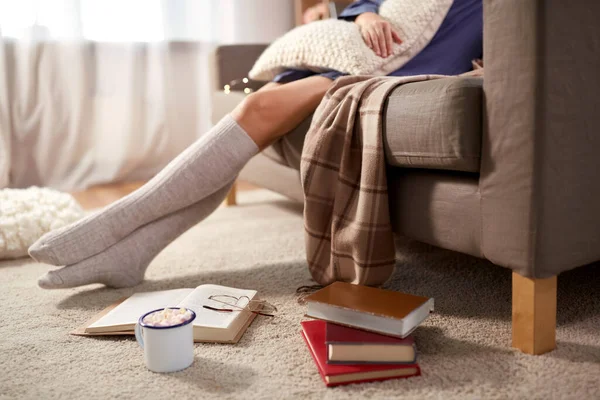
[217,0,295,44]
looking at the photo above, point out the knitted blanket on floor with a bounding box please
[301,75,445,286]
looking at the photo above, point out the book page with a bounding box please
[88,289,193,329]
[177,284,257,330]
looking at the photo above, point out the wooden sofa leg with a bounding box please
[512,272,557,355]
[225,181,237,206]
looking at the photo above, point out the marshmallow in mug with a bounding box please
[142,308,194,327]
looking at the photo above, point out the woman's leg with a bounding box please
[233,76,333,150]
[30,76,333,273]
[37,83,288,288]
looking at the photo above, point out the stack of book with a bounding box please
[301,282,434,387]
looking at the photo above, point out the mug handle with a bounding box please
[134,323,144,349]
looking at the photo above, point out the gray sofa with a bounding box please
[209,0,600,354]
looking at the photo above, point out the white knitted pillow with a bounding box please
[249,0,453,81]
[0,187,84,260]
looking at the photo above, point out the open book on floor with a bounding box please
[72,284,257,344]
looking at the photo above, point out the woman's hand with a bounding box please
[355,12,402,58]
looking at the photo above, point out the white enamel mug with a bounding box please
[134,307,196,373]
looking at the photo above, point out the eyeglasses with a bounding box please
[203,295,277,317]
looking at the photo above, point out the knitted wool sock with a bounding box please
[37,180,234,289]
[29,114,258,266]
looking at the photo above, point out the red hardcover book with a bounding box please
[326,322,417,364]
[301,320,420,387]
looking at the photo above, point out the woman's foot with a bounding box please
[37,181,234,289]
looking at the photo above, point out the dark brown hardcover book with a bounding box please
[304,282,434,338]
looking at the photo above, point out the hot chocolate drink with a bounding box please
[142,308,194,327]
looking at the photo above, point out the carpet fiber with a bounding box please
[1,190,599,399]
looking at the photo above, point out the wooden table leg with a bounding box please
[512,272,557,355]
[225,181,237,206]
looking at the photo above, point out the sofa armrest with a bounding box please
[480,0,600,277]
[209,44,270,124]
[208,44,269,92]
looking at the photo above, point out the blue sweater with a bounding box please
[273,0,482,82]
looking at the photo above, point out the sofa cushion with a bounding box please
[222,77,483,174]
[383,77,483,172]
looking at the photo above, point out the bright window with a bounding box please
[0,0,165,41]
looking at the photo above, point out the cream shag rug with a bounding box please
[1,190,599,399]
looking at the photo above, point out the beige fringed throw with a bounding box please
[301,75,445,286]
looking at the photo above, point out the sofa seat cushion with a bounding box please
[220,77,483,174]
[383,77,483,172]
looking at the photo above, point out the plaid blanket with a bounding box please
[301,75,444,286]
